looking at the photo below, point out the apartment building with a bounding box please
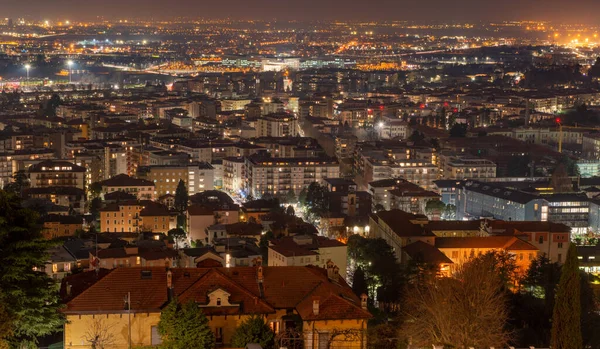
[245,156,340,197]
[143,162,215,197]
[257,113,299,137]
[456,180,549,221]
[440,155,497,179]
[100,174,155,200]
[28,160,86,190]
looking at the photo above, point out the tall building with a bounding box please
[245,156,340,197]
[257,113,298,137]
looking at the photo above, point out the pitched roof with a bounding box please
[435,236,538,251]
[64,266,371,321]
[100,174,154,187]
[403,241,453,265]
[373,210,434,238]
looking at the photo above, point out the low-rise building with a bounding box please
[268,234,348,278]
[100,174,155,200]
[62,266,371,348]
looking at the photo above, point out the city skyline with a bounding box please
[5,0,600,24]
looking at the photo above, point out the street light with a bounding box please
[67,60,74,83]
[24,64,30,80]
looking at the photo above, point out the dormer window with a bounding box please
[217,298,222,306]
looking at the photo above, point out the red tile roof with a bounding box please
[64,266,371,321]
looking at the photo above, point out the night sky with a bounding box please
[5,0,600,23]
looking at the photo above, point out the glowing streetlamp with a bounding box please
[24,64,30,80]
[67,60,74,83]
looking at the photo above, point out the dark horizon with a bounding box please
[6,0,600,25]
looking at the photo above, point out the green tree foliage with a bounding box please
[442,204,456,220]
[304,182,328,217]
[89,182,102,198]
[90,197,103,221]
[174,180,189,213]
[259,231,275,264]
[230,315,275,349]
[3,171,29,197]
[424,200,445,218]
[449,123,468,137]
[347,235,403,309]
[506,154,532,177]
[158,299,215,349]
[551,243,582,349]
[522,255,561,308]
[286,205,295,216]
[167,228,187,248]
[43,94,61,117]
[408,130,425,143]
[351,266,368,298]
[0,191,64,345]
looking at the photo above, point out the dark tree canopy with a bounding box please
[0,191,64,346]
[551,243,582,349]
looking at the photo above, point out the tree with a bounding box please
[442,204,456,220]
[83,317,116,349]
[551,243,582,349]
[174,180,189,214]
[0,191,64,345]
[231,315,275,349]
[424,200,445,218]
[286,205,295,216]
[44,93,61,117]
[168,228,187,249]
[401,253,510,348]
[304,182,328,216]
[90,197,103,221]
[351,267,368,298]
[449,123,468,137]
[3,171,29,197]
[89,182,102,198]
[550,162,574,193]
[158,299,215,349]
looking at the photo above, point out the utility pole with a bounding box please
[124,292,131,349]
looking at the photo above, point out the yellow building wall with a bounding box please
[303,319,367,349]
[65,313,161,349]
[65,311,368,349]
[148,168,187,197]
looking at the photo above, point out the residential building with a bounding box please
[100,174,155,200]
[62,266,371,348]
[456,180,549,221]
[245,156,339,197]
[28,160,86,190]
[268,235,348,278]
[435,236,538,272]
[440,155,496,179]
[187,204,240,244]
[42,215,84,240]
[89,245,178,269]
[143,163,214,197]
[222,157,245,194]
[257,113,298,137]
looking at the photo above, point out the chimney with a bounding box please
[326,260,335,279]
[167,269,173,289]
[360,293,367,310]
[312,297,320,316]
[257,266,264,283]
[66,282,72,297]
[332,266,340,282]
